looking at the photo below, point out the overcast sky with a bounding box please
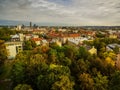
[0,0,120,26]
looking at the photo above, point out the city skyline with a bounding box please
[0,0,120,26]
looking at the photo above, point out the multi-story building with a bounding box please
[19,33,24,41]
[16,25,22,31]
[5,41,23,59]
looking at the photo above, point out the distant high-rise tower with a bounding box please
[30,22,32,28]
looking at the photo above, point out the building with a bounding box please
[16,25,22,30]
[31,38,42,45]
[88,46,97,55]
[41,39,49,46]
[55,40,62,47]
[32,35,39,38]
[30,22,32,28]
[106,44,120,51]
[25,34,32,41]
[32,30,45,34]
[19,33,24,41]
[11,34,20,41]
[5,41,23,59]
[109,34,117,39]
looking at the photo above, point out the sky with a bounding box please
[0,0,120,26]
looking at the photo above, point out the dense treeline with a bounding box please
[1,33,120,89]
[8,42,120,90]
[0,27,16,41]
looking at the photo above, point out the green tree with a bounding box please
[14,84,33,90]
[25,62,49,89]
[113,45,119,54]
[37,73,55,90]
[30,40,37,48]
[48,49,58,64]
[93,38,106,58]
[63,45,78,60]
[78,73,94,90]
[96,33,106,38]
[94,72,108,90]
[0,40,7,66]
[0,27,16,41]
[24,40,36,50]
[51,75,74,90]
[11,61,26,84]
[110,71,120,90]
[77,46,90,60]
[76,59,89,74]
[62,57,72,66]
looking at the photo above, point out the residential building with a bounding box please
[31,38,42,45]
[25,34,32,41]
[19,33,24,41]
[11,34,20,41]
[88,46,97,55]
[5,41,23,59]
[16,25,22,30]
[109,34,117,39]
[106,44,120,51]
[32,35,39,38]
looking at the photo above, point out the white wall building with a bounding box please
[19,33,24,41]
[5,41,23,59]
[16,25,22,30]
[68,37,88,45]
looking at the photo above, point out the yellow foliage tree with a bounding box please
[105,57,115,66]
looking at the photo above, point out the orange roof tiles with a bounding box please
[31,38,42,41]
[68,34,80,37]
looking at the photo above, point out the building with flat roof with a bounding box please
[5,41,23,59]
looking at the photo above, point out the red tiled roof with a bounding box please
[31,38,42,41]
[47,32,81,38]
[68,34,80,37]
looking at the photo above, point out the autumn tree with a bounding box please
[48,49,58,64]
[24,40,36,50]
[14,84,33,90]
[63,45,78,60]
[113,45,119,54]
[109,71,120,90]
[11,61,26,85]
[77,46,90,60]
[51,75,74,90]
[94,72,108,90]
[0,27,16,41]
[0,40,7,66]
[78,73,94,90]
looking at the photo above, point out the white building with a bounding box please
[19,33,24,41]
[5,41,23,59]
[25,34,32,41]
[11,34,20,41]
[67,37,88,45]
[32,35,39,38]
[16,25,22,30]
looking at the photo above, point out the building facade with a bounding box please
[5,41,23,59]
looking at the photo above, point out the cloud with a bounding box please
[0,0,120,25]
